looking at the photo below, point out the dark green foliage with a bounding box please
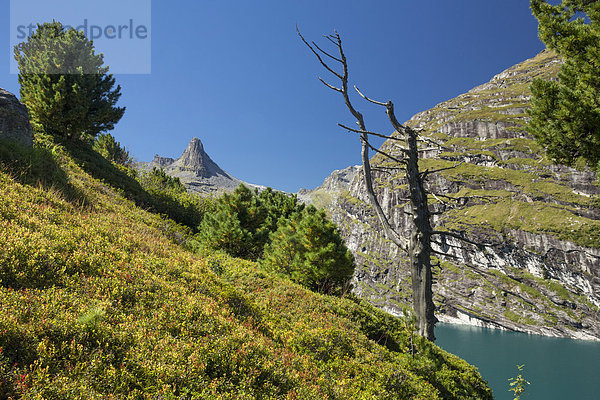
[262,206,355,294]
[140,167,186,194]
[200,186,354,294]
[138,167,216,231]
[14,21,125,141]
[528,1,600,169]
[93,133,131,166]
[198,185,303,260]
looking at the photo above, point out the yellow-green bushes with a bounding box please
[0,140,492,399]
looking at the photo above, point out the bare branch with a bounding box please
[372,165,403,171]
[432,230,495,248]
[430,249,463,260]
[312,41,343,63]
[431,239,471,251]
[417,135,447,148]
[432,192,502,203]
[324,35,338,46]
[421,162,464,178]
[297,26,343,80]
[429,193,458,207]
[308,29,410,252]
[319,77,343,93]
[355,86,388,106]
[430,193,462,201]
[337,123,406,142]
[364,139,408,164]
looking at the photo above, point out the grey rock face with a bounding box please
[0,88,33,146]
[152,155,175,168]
[138,137,264,195]
[298,165,360,205]
[169,137,229,179]
[306,51,600,340]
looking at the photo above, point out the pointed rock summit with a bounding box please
[137,137,264,194]
[170,137,227,178]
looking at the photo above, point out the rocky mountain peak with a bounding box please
[137,137,265,195]
[170,137,226,178]
[180,137,205,163]
[152,155,175,167]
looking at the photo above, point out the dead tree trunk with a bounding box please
[405,126,437,340]
[357,92,438,341]
[299,29,439,340]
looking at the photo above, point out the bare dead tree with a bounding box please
[298,28,481,341]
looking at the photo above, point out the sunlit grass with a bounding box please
[0,139,492,399]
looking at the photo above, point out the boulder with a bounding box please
[0,88,33,146]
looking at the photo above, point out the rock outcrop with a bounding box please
[298,165,360,206]
[138,137,263,194]
[0,88,33,146]
[303,51,600,340]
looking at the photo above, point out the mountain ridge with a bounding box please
[302,50,600,340]
[137,137,264,194]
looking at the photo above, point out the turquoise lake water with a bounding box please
[436,323,600,399]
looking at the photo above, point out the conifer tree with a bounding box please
[14,21,125,141]
[199,208,253,257]
[93,133,131,166]
[262,207,355,294]
[528,0,600,170]
[198,185,301,260]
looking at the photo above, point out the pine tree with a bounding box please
[198,185,305,260]
[528,0,600,170]
[198,208,253,257]
[14,21,125,141]
[198,185,270,260]
[93,133,131,166]
[262,207,355,294]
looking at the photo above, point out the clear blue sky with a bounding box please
[1,0,547,192]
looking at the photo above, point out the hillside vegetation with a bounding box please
[0,138,492,399]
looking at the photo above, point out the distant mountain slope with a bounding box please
[137,137,263,194]
[303,51,600,340]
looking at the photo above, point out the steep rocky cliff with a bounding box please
[138,137,263,194]
[0,88,32,146]
[304,51,600,340]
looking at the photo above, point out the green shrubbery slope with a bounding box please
[0,139,491,399]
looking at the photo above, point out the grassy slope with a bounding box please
[0,139,492,399]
